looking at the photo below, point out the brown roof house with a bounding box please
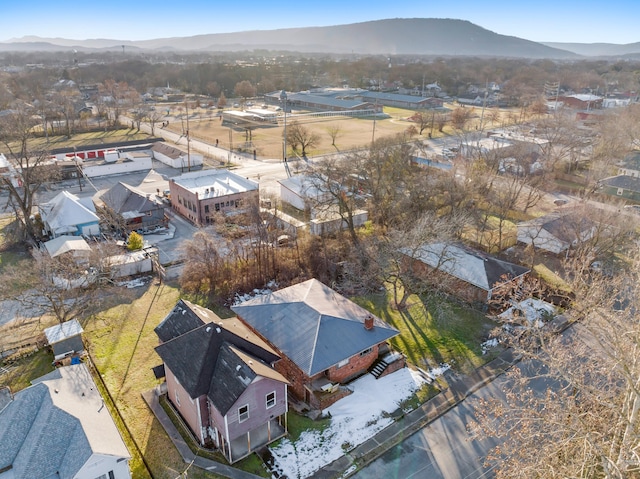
[402,242,530,304]
[154,299,288,463]
[232,279,402,410]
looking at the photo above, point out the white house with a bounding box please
[151,142,203,169]
[278,175,332,212]
[0,364,131,479]
[38,191,100,238]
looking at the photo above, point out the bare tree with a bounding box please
[326,124,342,148]
[471,253,640,479]
[233,80,257,104]
[285,121,319,157]
[180,230,227,304]
[0,106,61,241]
[144,108,165,136]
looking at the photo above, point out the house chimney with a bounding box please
[364,314,374,331]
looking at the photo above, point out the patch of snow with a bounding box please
[116,276,151,288]
[499,298,555,326]
[269,367,427,478]
[481,337,500,355]
[232,281,278,305]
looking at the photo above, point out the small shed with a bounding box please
[44,319,84,360]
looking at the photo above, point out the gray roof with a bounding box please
[231,279,399,376]
[0,364,130,479]
[155,303,285,414]
[618,151,640,171]
[406,243,530,292]
[44,319,84,345]
[520,211,595,243]
[38,190,99,235]
[601,174,640,193]
[359,91,436,104]
[285,92,371,109]
[99,181,164,217]
[43,235,92,258]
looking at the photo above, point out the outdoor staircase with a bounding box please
[369,358,389,379]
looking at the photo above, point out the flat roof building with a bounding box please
[169,170,259,225]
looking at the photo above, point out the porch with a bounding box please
[224,417,287,464]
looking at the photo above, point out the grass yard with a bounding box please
[353,285,498,376]
[6,129,150,157]
[83,282,253,479]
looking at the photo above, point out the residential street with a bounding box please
[350,359,550,479]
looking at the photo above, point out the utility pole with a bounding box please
[185,100,191,172]
[280,90,291,177]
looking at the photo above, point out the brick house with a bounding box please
[154,300,288,463]
[402,242,530,305]
[169,170,259,226]
[232,279,402,410]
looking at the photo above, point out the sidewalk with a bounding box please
[143,348,518,479]
[311,348,519,479]
[141,390,265,479]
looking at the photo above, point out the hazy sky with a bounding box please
[3,0,639,44]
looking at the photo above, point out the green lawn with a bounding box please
[353,286,498,375]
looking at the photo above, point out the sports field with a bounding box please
[165,107,429,159]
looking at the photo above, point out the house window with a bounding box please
[175,389,180,406]
[360,347,373,357]
[336,358,349,369]
[215,203,220,211]
[238,404,249,423]
[205,205,209,213]
[266,391,276,409]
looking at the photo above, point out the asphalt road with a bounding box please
[351,360,552,479]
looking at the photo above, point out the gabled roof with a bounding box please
[43,235,92,258]
[99,182,164,217]
[617,151,640,171]
[151,142,187,160]
[44,319,83,345]
[601,174,640,193]
[155,304,284,405]
[38,190,99,235]
[0,364,130,479]
[406,243,530,292]
[520,211,595,243]
[278,174,327,199]
[154,298,217,343]
[231,279,399,376]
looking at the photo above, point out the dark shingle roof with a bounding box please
[154,299,217,343]
[231,279,399,376]
[99,182,163,216]
[208,343,258,415]
[155,304,285,406]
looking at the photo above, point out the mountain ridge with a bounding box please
[1,18,580,58]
